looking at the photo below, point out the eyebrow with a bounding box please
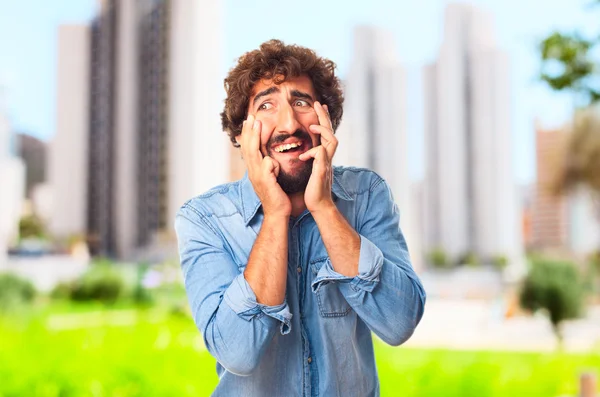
[290,90,314,102]
[252,86,280,106]
[251,87,315,107]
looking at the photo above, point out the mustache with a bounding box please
[268,129,311,147]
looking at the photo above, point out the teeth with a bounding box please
[275,142,301,153]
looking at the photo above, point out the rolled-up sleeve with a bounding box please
[175,205,291,376]
[313,177,426,347]
[225,273,292,335]
[311,235,384,294]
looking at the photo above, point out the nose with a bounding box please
[276,101,302,135]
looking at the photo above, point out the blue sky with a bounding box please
[0,0,597,183]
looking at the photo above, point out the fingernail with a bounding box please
[253,119,259,129]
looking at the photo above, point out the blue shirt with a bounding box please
[174,166,426,397]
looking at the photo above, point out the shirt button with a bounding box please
[307,357,312,364]
[297,267,302,273]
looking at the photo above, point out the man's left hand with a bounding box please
[299,101,338,214]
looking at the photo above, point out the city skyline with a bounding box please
[1,0,598,185]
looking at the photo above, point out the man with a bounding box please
[175,39,425,397]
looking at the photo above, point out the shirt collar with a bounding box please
[239,168,354,226]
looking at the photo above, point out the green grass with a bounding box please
[1,303,599,397]
[376,344,600,397]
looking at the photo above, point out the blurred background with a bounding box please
[1,0,599,396]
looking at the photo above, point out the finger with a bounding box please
[314,101,332,130]
[242,115,263,167]
[299,145,329,166]
[262,156,280,178]
[310,146,329,177]
[239,115,253,152]
[249,118,262,157]
[298,146,320,161]
[309,124,337,142]
[309,124,338,159]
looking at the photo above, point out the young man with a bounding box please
[175,39,426,397]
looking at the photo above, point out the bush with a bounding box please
[18,214,46,240]
[50,281,72,300]
[427,248,450,269]
[69,262,125,304]
[492,254,509,270]
[0,273,36,311]
[519,258,585,347]
[456,251,480,267]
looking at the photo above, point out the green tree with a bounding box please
[519,259,585,348]
[538,2,600,252]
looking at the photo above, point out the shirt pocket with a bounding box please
[310,257,352,317]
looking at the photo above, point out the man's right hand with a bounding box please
[237,114,291,218]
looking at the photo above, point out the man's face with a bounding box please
[246,74,321,194]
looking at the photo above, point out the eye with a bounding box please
[258,102,273,111]
[294,99,310,107]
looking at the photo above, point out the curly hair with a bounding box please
[221,39,344,147]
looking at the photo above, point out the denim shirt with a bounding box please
[174,166,426,397]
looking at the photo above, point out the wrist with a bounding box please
[310,200,337,220]
[263,211,291,223]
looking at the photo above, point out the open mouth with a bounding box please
[272,140,306,155]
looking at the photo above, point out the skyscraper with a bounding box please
[167,0,227,226]
[87,1,116,257]
[137,0,170,250]
[340,26,408,205]
[49,24,90,244]
[423,3,522,263]
[340,26,422,270]
[50,0,225,260]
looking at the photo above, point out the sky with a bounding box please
[0,0,598,184]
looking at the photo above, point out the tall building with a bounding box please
[0,90,25,267]
[86,2,116,256]
[16,133,47,198]
[340,26,422,270]
[340,26,408,204]
[51,0,225,260]
[531,122,600,255]
[530,124,569,250]
[49,25,90,244]
[423,3,522,263]
[137,0,170,249]
[167,0,227,226]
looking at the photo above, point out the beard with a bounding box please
[276,158,313,194]
[266,129,314,195]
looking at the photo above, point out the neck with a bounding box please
[289,192,306,218]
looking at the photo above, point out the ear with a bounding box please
[235,135,241,146]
